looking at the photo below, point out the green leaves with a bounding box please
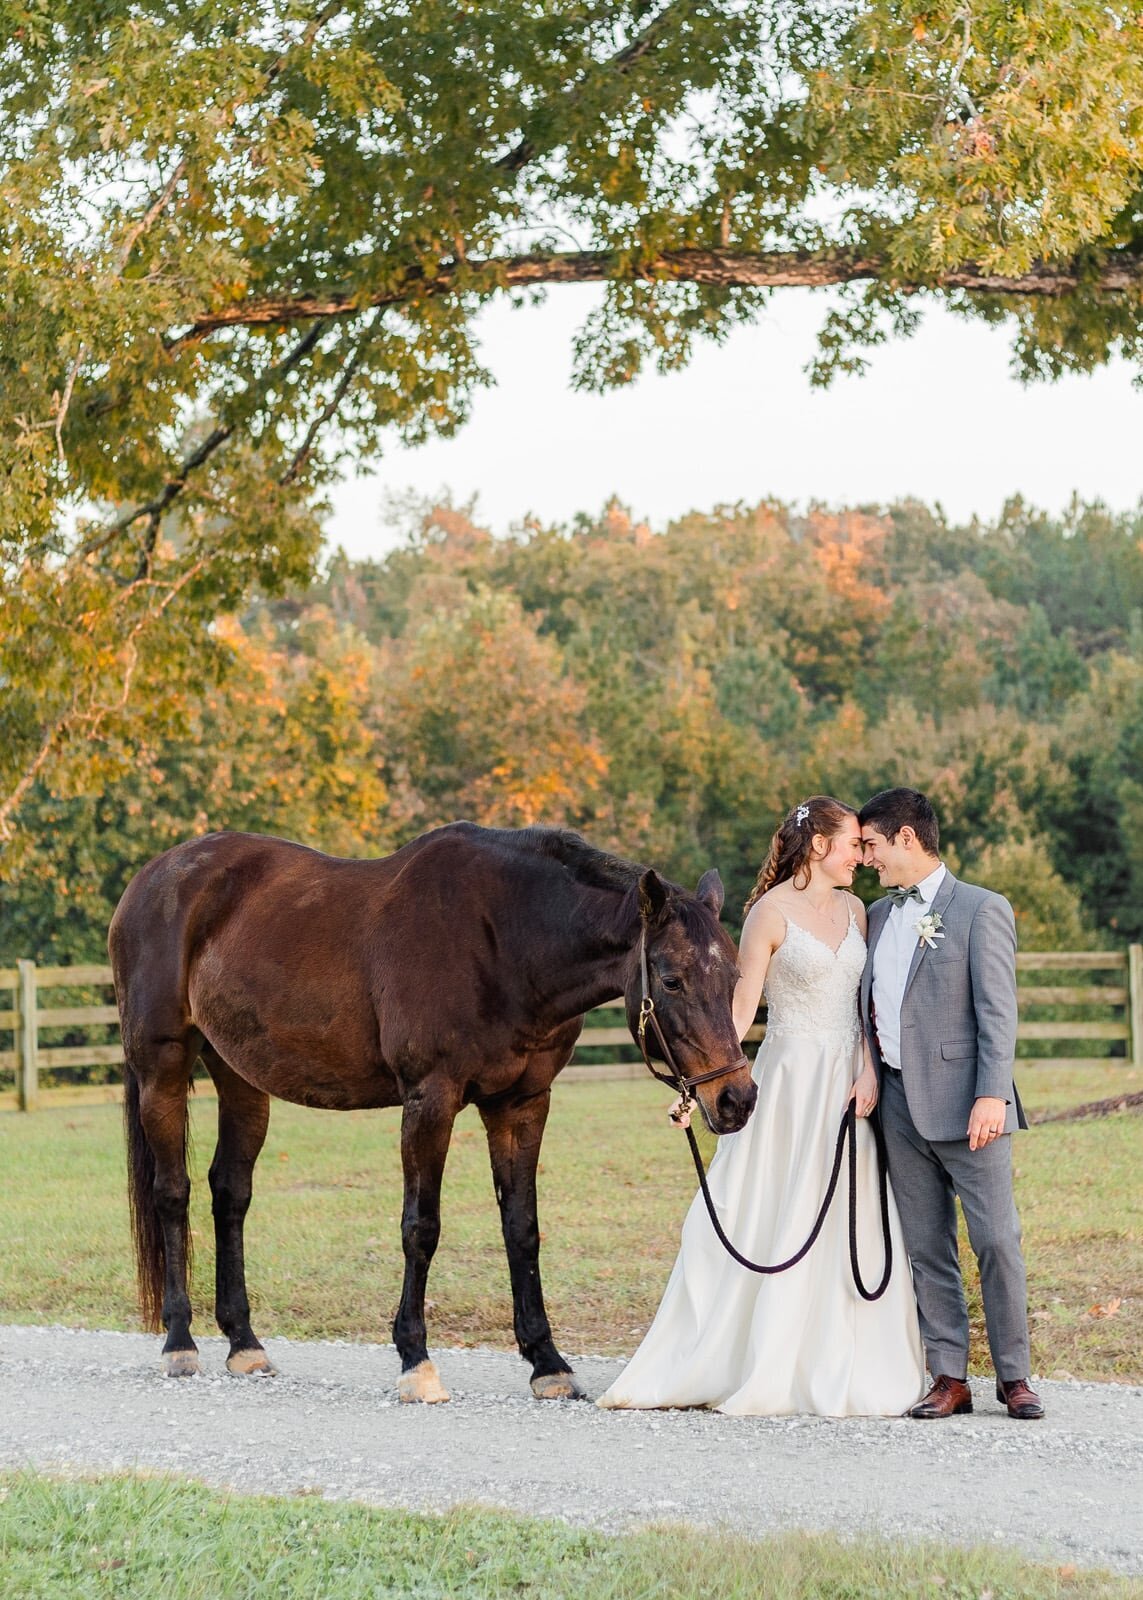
[6,0,1143,562]
[804,1,1143,278]
[5,1,1143,848]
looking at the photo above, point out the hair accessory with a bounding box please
[794,803,810,825]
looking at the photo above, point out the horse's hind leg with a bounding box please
[125,1034,201,1377]
[393,1082,460,1403]
[200,1045,275,1376]
[478,1088,584,1400]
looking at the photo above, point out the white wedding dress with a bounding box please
[598,909,926,1416]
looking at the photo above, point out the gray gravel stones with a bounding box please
[1,1324,1140,1575]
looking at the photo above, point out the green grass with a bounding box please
[0,1069,1139,1381]
[2,1474,1140,1600]
[1018,1059,1143,1116]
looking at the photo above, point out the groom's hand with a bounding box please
[967,1096,1007,1150]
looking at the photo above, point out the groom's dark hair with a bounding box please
[858,788,940,855]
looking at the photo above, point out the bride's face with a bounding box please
[815,820,864,886]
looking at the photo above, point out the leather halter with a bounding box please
[635,930,749,1118]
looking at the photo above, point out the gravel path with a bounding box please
[2,1324,1141,1576]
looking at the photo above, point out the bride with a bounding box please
[598,795,925,1416]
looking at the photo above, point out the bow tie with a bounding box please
[886,884,924,908]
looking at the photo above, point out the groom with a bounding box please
[858,787,1043,1421]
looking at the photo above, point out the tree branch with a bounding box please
[169,246,1143,345]
[494,0,703,172]
[78,423,235,562]
[52,161,190,469]
[77,321,327,562]
[50,3,345,463]
[280,313,378,486]
[107,0,340,274]
[113,158,189,275]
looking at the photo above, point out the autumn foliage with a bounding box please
[4,493,1143,967]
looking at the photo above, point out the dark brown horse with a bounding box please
[109,822,755,1401]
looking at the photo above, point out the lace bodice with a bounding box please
[762,912,865,1040]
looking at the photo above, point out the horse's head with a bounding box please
[624,867,757,1136]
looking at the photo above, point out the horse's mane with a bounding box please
[446,823,720,940]
[455,823,644,895]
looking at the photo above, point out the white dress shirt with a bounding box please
[871,862,947,1071]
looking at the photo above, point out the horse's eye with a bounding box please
[660,976,683,993]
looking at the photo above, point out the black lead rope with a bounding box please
[634,930,893,1300]
[679,1100,894,1301]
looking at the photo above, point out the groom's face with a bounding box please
[860,824,913,887]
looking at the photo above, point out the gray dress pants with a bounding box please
[879,1068,1031,1382]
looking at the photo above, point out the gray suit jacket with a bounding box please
[860,871,1027,1143]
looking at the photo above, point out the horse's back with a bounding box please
[110,821,591,960]
[110,832,328,968]
[107,825,564,1109]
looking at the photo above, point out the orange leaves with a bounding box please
[377,585,609,835]
[806,511,891,618]
[174,607,391,852]
[1086,1296,1122,1319]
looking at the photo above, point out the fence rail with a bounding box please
[2,947,1140,1110]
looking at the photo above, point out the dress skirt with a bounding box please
[597,1022,926,1416]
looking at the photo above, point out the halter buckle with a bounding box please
[637,994,655,1042]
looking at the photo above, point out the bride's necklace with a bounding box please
[797,887,842,928]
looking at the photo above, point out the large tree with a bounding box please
[3,0,1143,840]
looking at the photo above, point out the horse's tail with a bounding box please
[123,1066,191,1332]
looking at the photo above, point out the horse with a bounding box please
[108,821,757,1402]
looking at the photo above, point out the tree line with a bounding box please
[4,494,1142,967]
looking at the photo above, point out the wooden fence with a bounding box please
[2,948,1141,1111]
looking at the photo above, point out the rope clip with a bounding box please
[668,1091,695,1129]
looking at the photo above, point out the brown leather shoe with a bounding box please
[996,1378,1045,1419]
[907,1374,973,1418]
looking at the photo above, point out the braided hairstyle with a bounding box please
[743,795,858,913]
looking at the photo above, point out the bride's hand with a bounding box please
[847,1063,879,1118]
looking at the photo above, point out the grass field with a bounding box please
[2,1474,1140,1600]
[0,1067,1139,1382]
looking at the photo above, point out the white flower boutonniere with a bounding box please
[916,912,945,950]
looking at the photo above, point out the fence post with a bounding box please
[1130,945,1143,1074]
[15,959,38,1112]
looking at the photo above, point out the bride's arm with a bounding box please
[845,893,878,1115]
[732,897,784,1043]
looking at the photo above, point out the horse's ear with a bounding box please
[638,869,671,925]
[695,869,724,917]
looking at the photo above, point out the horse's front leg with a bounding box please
[201,1047,275,1376]
[393,1082,458,1403]
[478,1087,585,1399]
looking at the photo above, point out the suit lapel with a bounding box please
[901,870,959,1005]
[862,898,891,1014]
[866,897,891,960]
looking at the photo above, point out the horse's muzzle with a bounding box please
[709,1075,757,1133]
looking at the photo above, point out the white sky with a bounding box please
[324,283,1143,560]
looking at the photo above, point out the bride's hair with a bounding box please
[743,795,858,913]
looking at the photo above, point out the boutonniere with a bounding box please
[915,912,944,950]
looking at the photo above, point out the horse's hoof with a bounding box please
[162,1349,200,1378]
[531,1371,586,1400]
[227,1348,277,1377]
[398,1360,450,1404]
